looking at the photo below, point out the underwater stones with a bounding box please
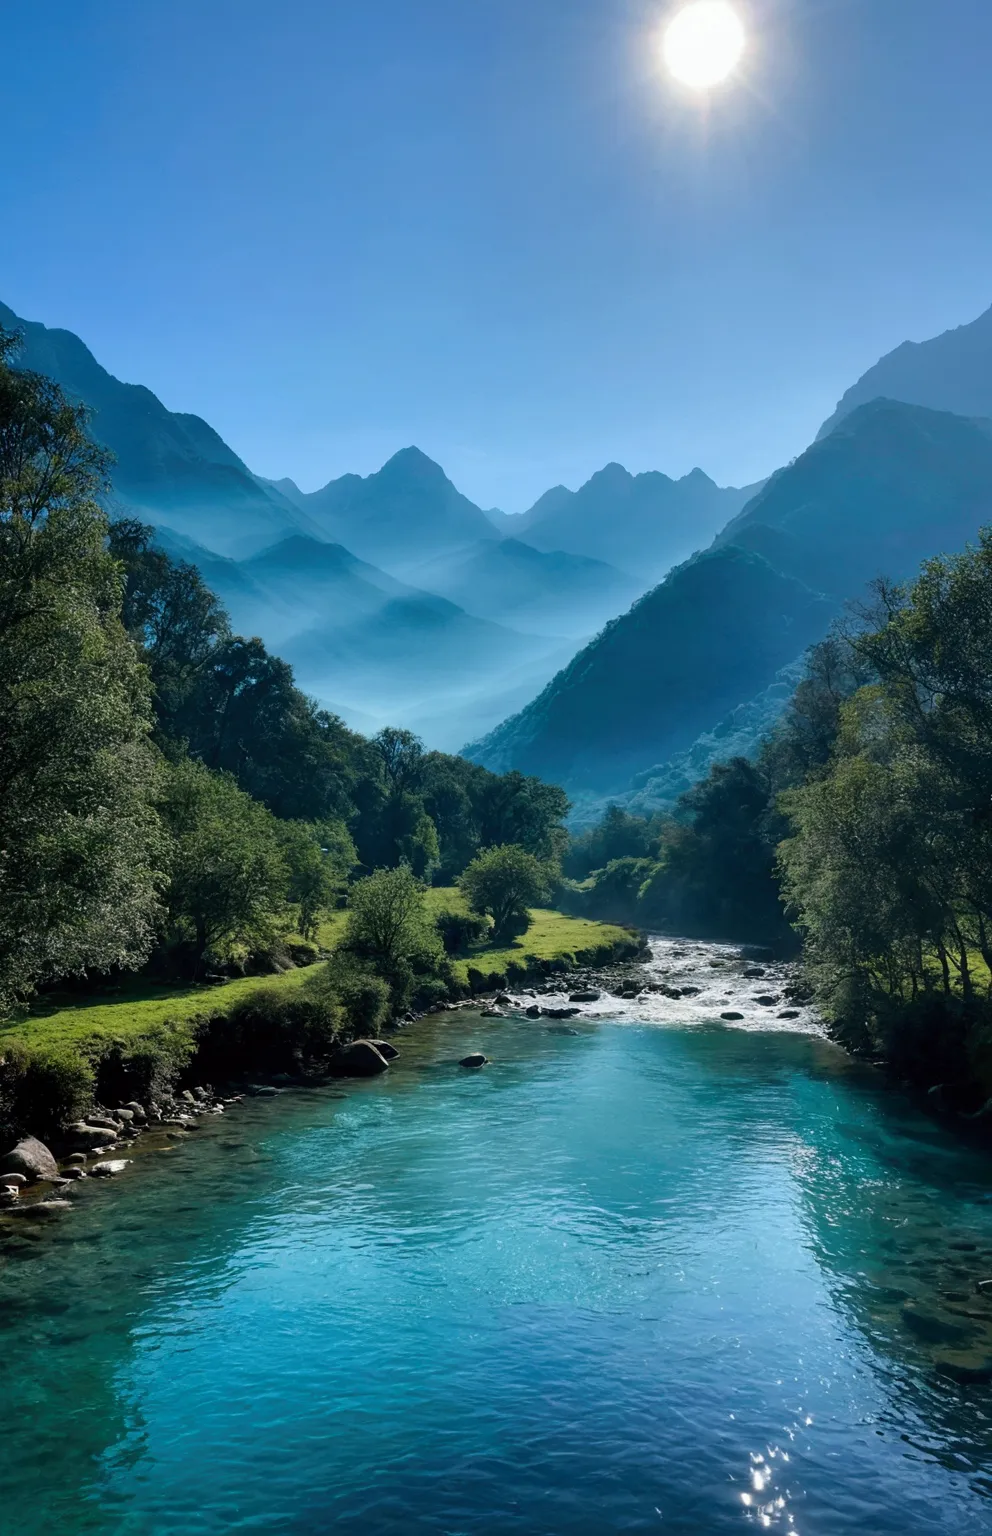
[480,1008,505,1018]
[935,1354,992,1384]
[459,1054,488,1069]
[900,1304,970,1345]
[0,1137,59,1182]
[547,1025,579,1036]
[328,1040,391,1077]
[22,1200,73,1218]
[541,1007,580,1020]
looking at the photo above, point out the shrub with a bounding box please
[435,908,490,955]
[194,987,341,1079]
[0,1045,95,1142]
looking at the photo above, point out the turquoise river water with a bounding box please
[3,1005,992,1534]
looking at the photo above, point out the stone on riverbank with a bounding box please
[1,1136,59,1182]
[63,1124,118,1152]
[90,1160,131,1178]
[328,1040,391,1077]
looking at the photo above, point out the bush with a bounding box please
[194,987,341,1079]
[459,844,550,944]
[0,1045,95,1142]
[435,908,490,955]
[94,1024,196,1107]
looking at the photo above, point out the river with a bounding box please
[2,940,992,1534]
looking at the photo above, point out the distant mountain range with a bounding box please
[468,393,992,797]
[1,298,746,746]
[10,291,991,790]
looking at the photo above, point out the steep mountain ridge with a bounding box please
[468,398,992,794]
[0,300,316,558]
[818,302,992,438]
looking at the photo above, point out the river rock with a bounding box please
[459,1053,488,1069]
[720,1011,745,1021]
[481,1007,504,1018]
[85,1113,122,1130]
[525,1005,541,1018]
[62,1167,87,1180]
[1,1136,60,1182]
[547,1025,579,1036]
[1,1172,28,1188]
[569,990,601,1003]
[328,1040,391,1077]
[778,1010,801,1020]
[63,1124,118,1151]
[900,1304,969,1344]
[90,1160,131,1178]
[541,1007,580,1020]
[370,1039,400,1060]
[124,1102,148,1122]
[754,995,780,1006]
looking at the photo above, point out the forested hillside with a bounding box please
[469,398,992,798]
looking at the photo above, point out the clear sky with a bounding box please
[4,0,992,510]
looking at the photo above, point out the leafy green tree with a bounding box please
[278,819,356,940]
[564,805,661,879]
[459,844,550,943]
[339,865,447,1010]
[0,327,162,1011]
[159,757,288,974]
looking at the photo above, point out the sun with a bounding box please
[663,2,746,90]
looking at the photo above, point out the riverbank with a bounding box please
[0,900,640,1157]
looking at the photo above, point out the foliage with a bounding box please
[564,805,662,880]
[0,326,163,1012]
[338,865,448,1011]
[278,819,356,940]
[459,844,550,943]
[434,908,491,955]
[158,757,289,973]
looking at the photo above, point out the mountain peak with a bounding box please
[378,445,449,482]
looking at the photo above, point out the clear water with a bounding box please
[3,1011,992,1535]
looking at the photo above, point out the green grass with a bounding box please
[0,892,632,1059]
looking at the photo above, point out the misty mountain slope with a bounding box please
[410,537,641,639]
[721,398,992,593]
[300,446,500,571]
[515,462,759,579]
[818,302,992,438]
[469,397,992,795]
[0,300,316,558]
[465,547,835,791]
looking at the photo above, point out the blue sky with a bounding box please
[4,0,992,510]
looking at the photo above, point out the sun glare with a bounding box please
[663,1,746,90]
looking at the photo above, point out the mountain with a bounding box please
[465,547,835,790]
[818,302,992,438]
[515,463,759,580]
[468,398,992,794]
[0,300,316,558]
[409,537,641,640]
[297,447,500,573]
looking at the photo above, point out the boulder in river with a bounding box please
[720,1011,745,1021]
[328,1040,391,1077]
[525,1005,541,1018]
[90,1160,131,1178]
[569,990,601,1003]
[370,1039,400,1060]
[1,1136,59,1182]
[541,1007,580,1020]
[460,1053,489,1069]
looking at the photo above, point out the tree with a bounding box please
[278,819,356,940]
[339,865,446,1010]
[459,844,550,943]
[158,757,288,974]
[0,326,162,1010]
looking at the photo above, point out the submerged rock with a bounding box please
[459,1053,489,1069]
[1,1137,59,1182]
[329,1040,391,1077]
[90,1160,131,1178]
